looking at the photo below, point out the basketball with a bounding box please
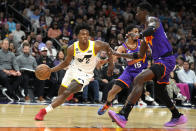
[35,64,51,80]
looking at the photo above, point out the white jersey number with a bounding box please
[134,62,142,68]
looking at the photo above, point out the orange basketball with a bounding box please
[35,64,51,80]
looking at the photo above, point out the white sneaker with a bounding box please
[152,101,159,106]
[113,99,118,104]
[138,100,147,106]
[182,100,192,106]
[145,95,154,102]
[176,93,187,102]
[2,88,14,102]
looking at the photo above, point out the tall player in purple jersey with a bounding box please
[97,25,148,115]
[108,1,187,128]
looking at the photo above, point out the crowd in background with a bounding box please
[0,0,196,106]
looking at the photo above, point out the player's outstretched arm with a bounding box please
[51,45,74,72]
[95,40,114,76]
[113,39,148,60]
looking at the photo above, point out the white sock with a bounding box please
[45,104,53,113]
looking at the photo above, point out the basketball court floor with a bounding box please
[0,102,196,131]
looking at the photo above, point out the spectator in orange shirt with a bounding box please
[47,22,62,39]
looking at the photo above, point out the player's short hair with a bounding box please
[126,24,138,34]
[74,24,91,36]
[138,1,152,12]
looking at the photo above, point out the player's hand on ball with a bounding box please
[35,64,51,80]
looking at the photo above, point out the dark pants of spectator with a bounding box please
[34,77,58,98]
[188,83,195,102]
[83,80,99,101]
[98,79,115,102]
[57,70,66,85]
[0,70,20,95]
[20,70,35,96]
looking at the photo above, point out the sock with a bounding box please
[170,106,181,118]
[106,101,111,106]
[119,103,134,120]
[45,104,53,113]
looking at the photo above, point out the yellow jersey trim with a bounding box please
[61,84,68,88]
[93,41,96,56]
[73,42,76,56]
[78,40,90,53]
[73,79,82,84]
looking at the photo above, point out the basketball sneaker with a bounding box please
[108,110,127,128]
[35,108,47,121]
[164,114,187,127]
[98,104,110,115]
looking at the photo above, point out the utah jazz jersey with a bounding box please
[70,40,98,75]
[144,19,173,60]
[122,39,148,73]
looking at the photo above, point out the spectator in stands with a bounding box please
[9,42,16,54]
[30,8,40,25]
[35,47,57,102]
[46,40,57,61]
[45,9,53,28]
[177,61,196,103]
[59,36,69,57]
[0,39,21,101]
[47,22,62,39]
[12,23,26,47]
[83,77,100,104]
[0,12,7,27]
[7,16,16,32]
[16,43,37,101]
[36,34,45,51]
[53,50,66,85]
[167,72,187,103]
[31,41,40,59]
[1,23,11,39]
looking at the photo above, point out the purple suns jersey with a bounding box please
[144,20,173,60]
[122,39,148,72]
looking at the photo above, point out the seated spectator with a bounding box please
[31,41,40,59]
[47,22,62,39]
[46,40,57,61]
[35,47,58,102]
[1,23,11,39]
[167,72,188,103]
[177,61,196,104]
[59,36,69,57]
[53,50,66,85]
[9,42,17,54]
[12,23,26,48]
[16,43,37,101]
[36,34,45,51]
[7,16,16,32]
[82,78,100,104]
[0,39,21,101]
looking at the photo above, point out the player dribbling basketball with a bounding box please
[35,24,114,121]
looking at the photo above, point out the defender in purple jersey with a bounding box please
[109,1,187,128]
[98,25,147,115]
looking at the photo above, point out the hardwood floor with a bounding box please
[0,104,195,131]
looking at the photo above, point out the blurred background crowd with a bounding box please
[0,0,196,107]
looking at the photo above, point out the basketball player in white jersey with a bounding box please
[35,24,114,121]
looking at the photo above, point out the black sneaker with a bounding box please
[12,94,20,102]
[2,88,14,102]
